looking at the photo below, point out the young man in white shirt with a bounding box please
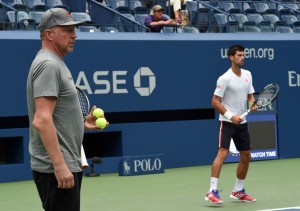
[205,45,257,204]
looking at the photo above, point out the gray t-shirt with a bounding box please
[27,49,84,173]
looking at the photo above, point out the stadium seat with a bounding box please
[259,21,273,32]
[234,2,254,14]
[129,0,148,14]
[106,0,129,14]
[218,2,240,14]
[293,21,300,33]
[103,26,119,32]
[182,26,199,33]
[247,13,264,25]
[45,0,70,11]
[77,25,100,32]
[123,13,136,21]
[280,14,300,27]
[28,11,44,24]
[276,25,294,33]
[230,13,250,30]
[185,1,209,29]
[23,0,46,11]
[7,10,36,30]
[214,13,238,32]
[243,21,262,32]
[252,2,276,14]
[71,12,95,25]
[3,0,30,13]
[282,3,299,14]
[268,2,284,13]
[263,13,281,30]
[134,13,148,25]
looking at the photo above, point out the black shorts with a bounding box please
[32,170,82,211]
[218,121,251,151]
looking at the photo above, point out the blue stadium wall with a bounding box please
[0,32,299,182]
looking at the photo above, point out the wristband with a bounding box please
[223,111,233,120]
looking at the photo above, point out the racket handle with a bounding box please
[81,145,89,170]
[240,109,250,119]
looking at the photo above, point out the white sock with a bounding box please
[233,178,244,192]
[209,177,218,192]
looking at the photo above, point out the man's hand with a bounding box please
[84,106,109,130]
[54,163,74,189]
[231,115,243,125]
[164,19,176,25]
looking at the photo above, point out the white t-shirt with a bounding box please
[214,68,255,123]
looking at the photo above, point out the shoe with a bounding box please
[205,189,223,204]
[230,189,256,202]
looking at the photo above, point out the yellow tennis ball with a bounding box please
[93,108,104,119]
[95,118,107,129]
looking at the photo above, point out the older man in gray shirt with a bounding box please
[27,8,103,211]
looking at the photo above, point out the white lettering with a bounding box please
[266,151,276,157]
[251,152,266,158]
[288,71,300,87]
[221,48,274,60]
[133,158,162,172]
[94,71,110,94]
[75,71,93,94]
[112,71,128,94]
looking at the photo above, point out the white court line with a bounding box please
[258,207,300,211]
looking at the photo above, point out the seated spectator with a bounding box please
[167,0,192,23]
[145,5,177,32]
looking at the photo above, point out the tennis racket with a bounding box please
[76,86,90,170]
[241,83,280,119]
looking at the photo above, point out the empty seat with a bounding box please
[243,21,262,32]
[134,13,148,25]
[230,13,250,30]
[130,0,148,14]
[186,1,209,28]
[106,0,129,13]
[7,11,36,30]
[4,0,30,12]
[263,13,281,29]
[29,11,44,24]
[218,2,240,13]
[77,25,100,32]
[234,2,253,14]
[247,13,264,25]
[293,21,300,33]
[253,2,276,14]
[214,13,238,32]
[182,26,199,33]
[45,0,69,11]
[71,12,94,25]
[23,0,46,11]
[103,26,119,32]
[276,25,294,33]
[281,14,300,26]
[259,21,273,32]
[123,13,135,21]
[268,2,284,13]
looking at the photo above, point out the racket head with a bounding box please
[254,83,280,108]
[76,87,90,119]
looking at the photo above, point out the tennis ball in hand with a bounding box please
[93,108,104,119]
[95,118,107,129]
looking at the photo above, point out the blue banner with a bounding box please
[119,154,164,176]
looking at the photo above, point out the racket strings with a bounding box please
[77,90,89,118]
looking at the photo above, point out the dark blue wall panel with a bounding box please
[0,32,299,182]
